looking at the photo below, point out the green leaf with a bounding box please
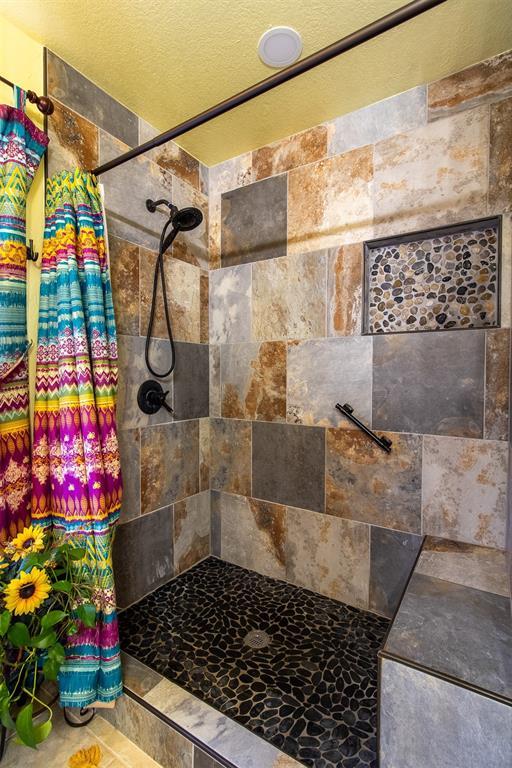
[7,622,30,647]
[52,580,72,593]
[34,718,52,743]
[48,642,65,663]
[0,610,11,636]
[1,707,16,732]
[41,610,67,630]
[77,603,96,628]
[22,551,52,568]
[68,546,86,561]
[30,629,57,649]
[15,702,36,749]
[42,657,60,682]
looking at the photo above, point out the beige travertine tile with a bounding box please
[252,124,328,180]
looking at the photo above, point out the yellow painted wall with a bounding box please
[0,15,45,421]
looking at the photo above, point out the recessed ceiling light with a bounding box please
[258,27,303,68]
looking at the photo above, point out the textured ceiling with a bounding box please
[1,0,511,165]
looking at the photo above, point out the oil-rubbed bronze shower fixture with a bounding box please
[335,403,392,453]
[137,380,174,416]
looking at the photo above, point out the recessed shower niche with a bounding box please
[364,217,501,335]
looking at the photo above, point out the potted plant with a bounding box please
[0,525,97,755]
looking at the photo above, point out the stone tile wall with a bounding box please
[46,51,211,609]
[208,49,512,618]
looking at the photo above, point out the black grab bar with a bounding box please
[335,403,392,453]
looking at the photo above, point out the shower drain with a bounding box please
[243,629,271,649]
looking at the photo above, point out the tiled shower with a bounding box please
[45,44,512,768]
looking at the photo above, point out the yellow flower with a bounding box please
[4,567,51,615]
[7,525,45,562]
[68,744,102,768]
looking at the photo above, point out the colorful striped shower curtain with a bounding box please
[31,169,123,707]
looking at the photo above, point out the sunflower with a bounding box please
[6,525,45,562]
[68,745,102,768]
[4,567,51,615]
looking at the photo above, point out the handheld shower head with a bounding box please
[172,206,203,231]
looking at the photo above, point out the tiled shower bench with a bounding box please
[379,537,512,768]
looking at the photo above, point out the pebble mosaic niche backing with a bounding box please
[364,217,501,335]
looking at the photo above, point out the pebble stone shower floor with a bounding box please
[119,558,389,768]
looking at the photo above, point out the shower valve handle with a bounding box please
[137,380,174,416]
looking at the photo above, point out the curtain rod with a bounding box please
[92,0,447,177]
[0,72,55,116]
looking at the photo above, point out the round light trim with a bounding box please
[258,26,303,68]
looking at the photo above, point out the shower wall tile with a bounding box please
[372,330,485,438]
[109,235,139,336]
[369,527,423,617]
[252,252,326,341]
[117,335,174,429]
[252,124,328,180]
[100,131,173,250]
[199,418,210,492]
[174,491,211,575]
[380,658,512,768]
[200,270,209,344]
[209,344,221,417]
[220,341,286,422]
[113,505,173,608]
[141,420,199,514]
[373,107,489,237]
[139,118,201,191]
[47,99,98,175]
[219,492,287,580]
[208,154,253,270]
[210,491,222,557]
[427,50,512,120]
[327,243,363,336]
[489,96,512,213]
[139,251,201,343]
[209,264,251,344]
[286,506,370,609]
[194,748,223,768]
[47,50,138,147]
[288,146,373,253]
[221,175,287,267]
[326,429,422,533]
[286,336,372,427]
[422,435,508,548]
[117,428,141,524]
[171,178,209,270]
[252,422,325,513]
[173,342,209,420]
[327,87,427,157]
[485,329,510,440]
[209,418,251,496]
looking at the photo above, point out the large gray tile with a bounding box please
[422,435,508,548]
[194,748,223,768]
[102,689,193,768]
[174,491,210,575]
[221,341,286,422]
[100,131,173,250]
[219,492,287,579]
[369,527,423,617]
[141,420,199,513]
[286,506,370,609]
[47,50,138,146]
[210,490,221,557]
[287,336,372,427]
[209,264,251,344]
[252,422,325,513]
[209,344,221,417]
[209,418,251,496]
[113,506,173,608]
[328,87,427,156]
[372,330,485,437]
[221,175,287,266]
[109,235,139,336]
[326,429,422,533]
[171,177,209,270]
[117,427,140,523]
[380,658,512,768]
[117,335,174,429]
[384,572,512,699]
[173,342,209,420]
